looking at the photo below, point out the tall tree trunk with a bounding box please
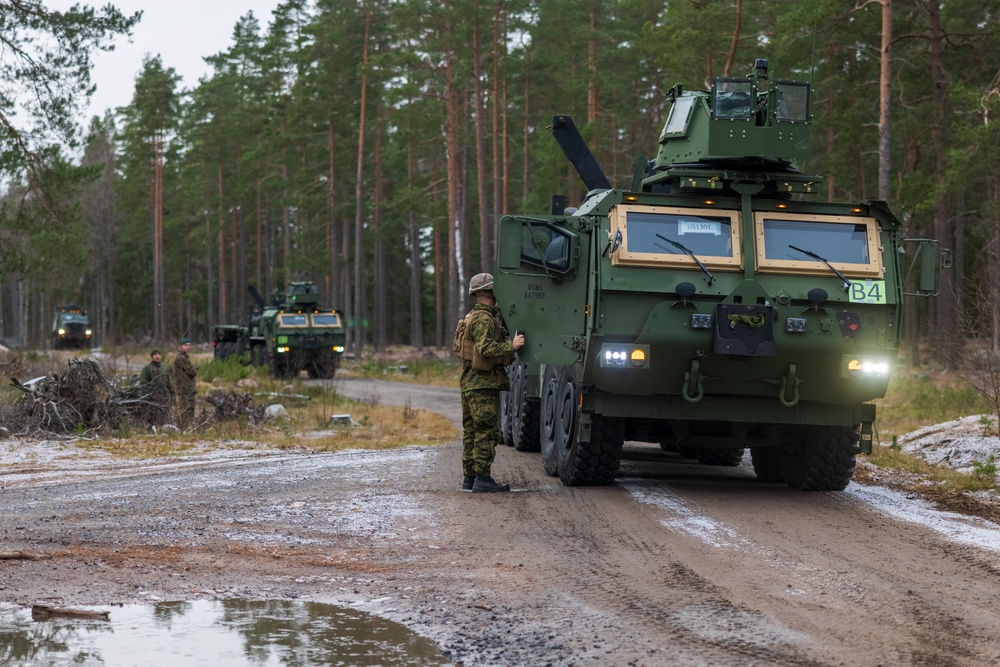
[473,10,491,272]
[492,1,505,257]
[444,2,465,328]
[373,123,387,352]
[327,121,339,306]
[927,0,956,367]
[878,0,892,202]
[722,0,742,77]
[153,130,164,341]
[521,43,532,208]
[587,6,598,126]
[217,161,227,327]
[353,12,371,359]
[408,144,423,348]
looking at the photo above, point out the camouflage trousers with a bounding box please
[461,388,501,477]
[178,391,196,430]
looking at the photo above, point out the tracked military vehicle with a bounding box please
[213,282,345,379]
[495,59,947,491]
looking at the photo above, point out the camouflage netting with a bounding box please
[2,358,262,437]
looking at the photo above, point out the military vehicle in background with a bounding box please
[495,58,948,491]
[212,281,346,379]
[51,304,92,350]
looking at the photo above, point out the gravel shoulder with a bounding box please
[3,378,1000,666]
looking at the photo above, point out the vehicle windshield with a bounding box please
[754,213,883,279]
[311,313,342,328]
[627,212,734,259]
[278,314,308,327]
[761,219,869,265]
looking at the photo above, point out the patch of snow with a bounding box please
[846,483,1000,553]
[897,414,1000,474]
[620,478,747,548]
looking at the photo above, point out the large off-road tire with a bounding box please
[509,361,540,452]
[750,446,785,483]
[779,425,859,491]
[555,366,624,486]
[499,390,513,446]
[696,447,745,466]
[539,365,561,476]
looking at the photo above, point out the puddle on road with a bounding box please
[0,599,450,666]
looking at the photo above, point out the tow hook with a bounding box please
[683,359,704,403]
[779,363,800,407]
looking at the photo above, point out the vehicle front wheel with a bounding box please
[780,425,858,491]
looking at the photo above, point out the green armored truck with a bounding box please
[495,59,947,491]
[51,304,92,350]
[213,281,346,379]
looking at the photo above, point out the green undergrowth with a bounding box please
[864,368,998,495]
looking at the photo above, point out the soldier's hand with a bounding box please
[512,331,525,350]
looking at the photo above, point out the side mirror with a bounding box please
[902,239,952,297]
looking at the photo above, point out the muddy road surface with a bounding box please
[2,377,1000,666]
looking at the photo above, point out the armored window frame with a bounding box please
[608,204,742,270]
[519,221,576,274]
[660,95,698,139]
[711,78,754,120]
[754,212,884,279]
[774,81,810,123]
[278,313,309,327]
[310,313,342,328]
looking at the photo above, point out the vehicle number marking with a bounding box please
[677,219,721,235]
[849,280,887,304]
[524,283,546,300]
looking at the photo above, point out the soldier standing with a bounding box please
[173,337,198,430]
[140,348,172,426]
[459,273,525,493]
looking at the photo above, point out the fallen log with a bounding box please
[31,604,110,621]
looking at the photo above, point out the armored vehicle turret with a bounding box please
[494,59,947,491]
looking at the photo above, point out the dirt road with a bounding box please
[2,377,1000,666]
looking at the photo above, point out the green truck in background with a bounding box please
[51,304,92,350]
[213,281,346,379]
[495,59,948,491]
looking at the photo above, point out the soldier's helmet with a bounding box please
[469,272,494,294]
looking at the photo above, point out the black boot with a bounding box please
[472,474,510,493]
[462,475,475,491]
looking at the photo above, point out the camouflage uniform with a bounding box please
[139,358,173,426]
[460,302,514,478]
[173,350,198,429]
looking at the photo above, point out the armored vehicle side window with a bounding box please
[661,95,697,138]
[609,205,742,270]
[754,212,884,278]
[776,81,810,122]
[712,78,753,119]
[311,313,342,327]
[279,313,308,327]
[520,222,573,273]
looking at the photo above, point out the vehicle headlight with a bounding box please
[600,344,650,369]
[58,328,66,335]
[333,346,345,352]
[844,356,891,378]
[85,329,92,336]
[277,346,288,353]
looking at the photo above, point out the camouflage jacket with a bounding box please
[460,303,514,392]
[172,351,198,395]
[140,361,170,385]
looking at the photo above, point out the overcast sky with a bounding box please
[48,0,285,120]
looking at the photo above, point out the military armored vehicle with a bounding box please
[212,282,346,379]
[51,304,92,350]
[495,59,947,490]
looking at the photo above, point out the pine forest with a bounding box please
[2,0,1000,366]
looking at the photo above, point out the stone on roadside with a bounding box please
[264,404,289,421]
[236,377,259,389]
[330,414,356,427]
